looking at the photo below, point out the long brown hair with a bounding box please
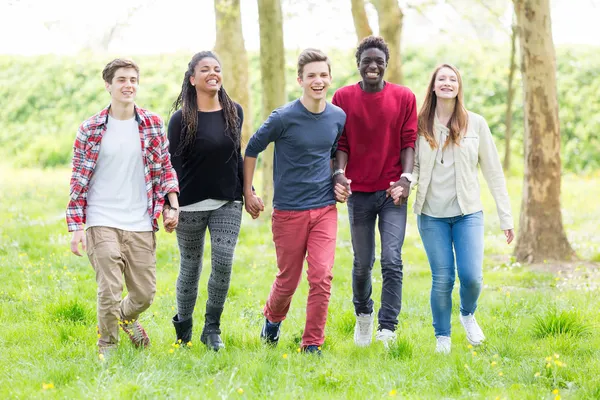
[171,51,240,156]
[417,63,468,149]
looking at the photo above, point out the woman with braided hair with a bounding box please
[166,51,247,351]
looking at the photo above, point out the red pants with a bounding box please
[264,205,337,347]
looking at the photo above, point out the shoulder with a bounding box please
[326,102,347,120]
[136,106,164,127]
[387,83,416,99]
[80,106,109,132]
[333,83,359,98]
[467,111,487,127]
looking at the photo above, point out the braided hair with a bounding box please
[171,51,240,156]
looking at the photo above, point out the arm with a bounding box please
[243,111,284,217]
[67,125,88,256]
[389,92,418,204]
[236,104,245,191]
[160,117,180,232]
[477,115,514,241]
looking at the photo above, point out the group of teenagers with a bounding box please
[67,35,514,357]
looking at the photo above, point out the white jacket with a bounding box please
[412,111,514,230]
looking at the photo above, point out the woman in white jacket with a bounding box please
[394,64,514,354]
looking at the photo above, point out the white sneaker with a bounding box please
[460,313,486,345]
[375,328,396,349]
[354,313,374,346]
[435,336,451,354]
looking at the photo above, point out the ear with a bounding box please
[105,81,111,92]
[189,75,196,87]
[297,76,303,86]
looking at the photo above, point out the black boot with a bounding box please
[201,305,225,351]
[172,314,193,345]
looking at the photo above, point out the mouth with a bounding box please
[206,79,219,86]
[122,91,134,96]
[440,88,454,93]
[311,86,325,94]
[366,72,380,79]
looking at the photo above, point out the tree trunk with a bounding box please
[257,0,286,210]
[503,20,517,172]
[372,0,403,84]
[513,0,575,263]
[214,0,253,152]
[350,0,373,42]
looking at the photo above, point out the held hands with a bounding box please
[163,207,179,233]
[504,229,515,245]
[245,191,265,219]
[387,178,410,206]
[333,174,352,203]
[70,230,86,257]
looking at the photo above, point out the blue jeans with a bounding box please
[417,211,484,337]
[348,191,407,332]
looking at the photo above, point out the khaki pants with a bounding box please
[86,227,157,347]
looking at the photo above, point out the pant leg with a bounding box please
[175,211,210,321]
[86,227,125,347]
[376,193,407,332]
[303,205,337,347]
[453,212,484,316]
[205,202,243,330]
[264,209,310,323]
[417,214,456,337]
[347,192,377,316]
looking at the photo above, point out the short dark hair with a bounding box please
[102,58,140,84]
[355,36,390,67]
[297,48,331,78]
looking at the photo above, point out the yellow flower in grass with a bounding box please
[534,372,541,377]
[42,382,55,390]
[282,353,288,359]
[318,346,322,351]
[389,389,397,396]
[554,354,560,359]
[552,389,559,395]
[174,344,180,349]
[169,349,175,354]
[464,364,469,369]
[546,363,552,369]
[472,351,477,356]
[187,342,193,347]
[237,388,244,394]
[467,344,473,349]
[491,361,497,367]
[555,396,561,400]
[498,372,504,376]
[546,356,553,362]
[98,353,105,361]
[297,348,301,353]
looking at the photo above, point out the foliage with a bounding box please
[0,45,598,172]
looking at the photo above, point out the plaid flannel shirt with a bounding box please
[66,104,179,232]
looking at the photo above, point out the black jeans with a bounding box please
[348,191,407,332]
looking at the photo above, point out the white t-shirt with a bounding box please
[86,115,153,231]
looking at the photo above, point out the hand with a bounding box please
[333,174,351,203]
[504,229,515,245]
[245,191,264,219]
[163,207,179,233]
[70,230,86,257]
[386,179,410,206]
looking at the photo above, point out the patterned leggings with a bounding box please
[175,202,242,321]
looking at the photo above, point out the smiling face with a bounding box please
[433,66,460,100]
[359,47,386,88]
[190,57,222,94]
[297,61,331,102]
[105,67,138,105]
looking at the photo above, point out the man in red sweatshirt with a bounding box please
[332,36,417,348]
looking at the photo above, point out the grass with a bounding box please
[0,164,599,399]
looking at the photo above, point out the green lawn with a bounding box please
[0,165,598,399]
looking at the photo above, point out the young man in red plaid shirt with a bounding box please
[67,59,179,355]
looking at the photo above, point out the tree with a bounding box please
[214,0,253,151]
[372,0,403,84]
[503,18,518,171]
[257,0,286,209]
[350,0,373,42]
[513,0,575,263]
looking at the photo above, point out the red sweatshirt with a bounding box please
[332,82,418,192]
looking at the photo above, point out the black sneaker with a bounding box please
[260,318,281,345]
[303,345,322,356]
